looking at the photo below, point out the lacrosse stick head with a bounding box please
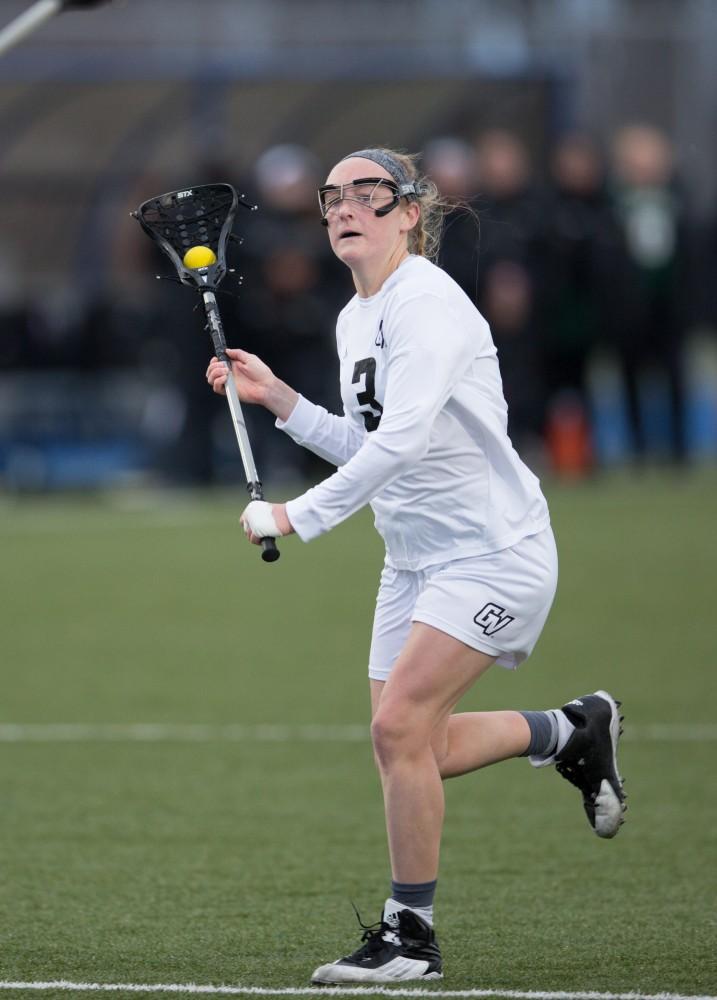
[132,183,249,290]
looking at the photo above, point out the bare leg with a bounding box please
[369,622,527,884]
[433,711,532,778]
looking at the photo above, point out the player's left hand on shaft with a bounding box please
[240,501,294,545]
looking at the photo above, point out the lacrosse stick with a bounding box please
[0,0,110,58]
[132,182,280,563]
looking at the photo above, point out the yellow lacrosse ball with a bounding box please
[183,245,217,269]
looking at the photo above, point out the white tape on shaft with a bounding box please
[243,501,280,538]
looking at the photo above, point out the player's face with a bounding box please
[321,158,414,270]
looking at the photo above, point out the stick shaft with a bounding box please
[202,290,280,562]
[202,290,260,484]
[225,379,260,485]
[0,0,61,57]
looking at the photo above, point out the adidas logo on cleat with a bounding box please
[311,908,443,984]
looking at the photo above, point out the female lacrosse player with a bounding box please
[206,148,626,984]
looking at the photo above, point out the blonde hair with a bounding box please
[375,148,446,261]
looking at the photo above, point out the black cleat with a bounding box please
[311,908,443,984]
[555,690,626,838]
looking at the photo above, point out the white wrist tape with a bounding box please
[242,500,280,538]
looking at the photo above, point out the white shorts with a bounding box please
[368,526,558,681]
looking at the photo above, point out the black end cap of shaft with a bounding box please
[261,538,280,562]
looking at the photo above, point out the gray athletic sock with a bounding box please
[518,710,559,756]
[390,879,437,908]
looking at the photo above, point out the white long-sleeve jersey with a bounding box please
[280,255,549,571]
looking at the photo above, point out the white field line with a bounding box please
[0,722,715,744]
[0,984,714,1000]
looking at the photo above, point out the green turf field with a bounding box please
[0,470,715,999]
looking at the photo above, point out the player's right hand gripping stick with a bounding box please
[241,501,283,553]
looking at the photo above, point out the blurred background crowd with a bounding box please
[0,0,716,490]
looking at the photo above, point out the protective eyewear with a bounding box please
[318,177,418,226]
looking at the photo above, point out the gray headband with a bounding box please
[341,148,419,200]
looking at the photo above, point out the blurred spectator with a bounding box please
[608,124,691,462]
[482,260,546,460]
[541,133,625,474]
[423,137,477,201]
[473,129,548,319]
[22,287,90,370]
[692,209,717,332]
[473,129,549,458]
[543,133,617,399]
[0,252,26,371]
[474,129,547,276]
[0,305,29,372]
[423,137,480,301]
[254,144,322,218]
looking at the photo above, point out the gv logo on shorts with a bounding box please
[474,602,514,636]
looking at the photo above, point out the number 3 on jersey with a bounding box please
[352,358,384,432]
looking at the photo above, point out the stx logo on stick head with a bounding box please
[474,602,514,636]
